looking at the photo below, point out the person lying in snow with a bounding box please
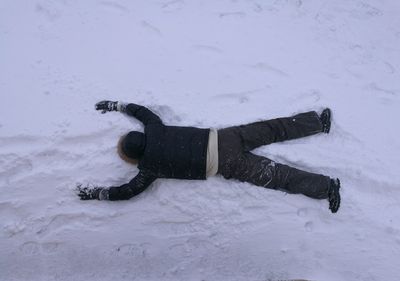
[78,101,341,213]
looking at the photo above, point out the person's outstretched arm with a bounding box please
[95,100,162,125]
[78,170,157,201]
[108,170,157,200]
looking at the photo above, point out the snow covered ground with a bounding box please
[1,0,400,280]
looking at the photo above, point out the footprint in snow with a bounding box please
[19,241,61,256]
[114,243,152,258]
[115,244,141,256]
[297,208,308,217]
[304,221,313,232]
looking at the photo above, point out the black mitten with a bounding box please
[77,185,102,200]
[95,100,118,114]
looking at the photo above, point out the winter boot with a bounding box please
[320,108,331,133]
[328,178,341,213]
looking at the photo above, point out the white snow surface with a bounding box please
[1,1,400,280]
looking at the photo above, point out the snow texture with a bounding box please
[1,1,400,280]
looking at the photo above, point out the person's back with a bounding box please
[139,123,209,179]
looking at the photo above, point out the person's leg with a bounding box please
[227,152,330,199]
[217,126,246,178]
[234,111,323,151]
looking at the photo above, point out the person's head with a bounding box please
[117,131,145,165]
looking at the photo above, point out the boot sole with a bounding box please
[321,108,331,133]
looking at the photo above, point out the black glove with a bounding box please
[77,185,102,200]
[95,100,118,114]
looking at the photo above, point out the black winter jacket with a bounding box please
[108,103,210,201]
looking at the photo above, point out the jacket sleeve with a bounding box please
[119,103,162,125]
[108,170,157,201]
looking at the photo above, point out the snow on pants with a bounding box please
[217,111,330,199]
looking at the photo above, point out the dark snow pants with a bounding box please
[217,111,330,199]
